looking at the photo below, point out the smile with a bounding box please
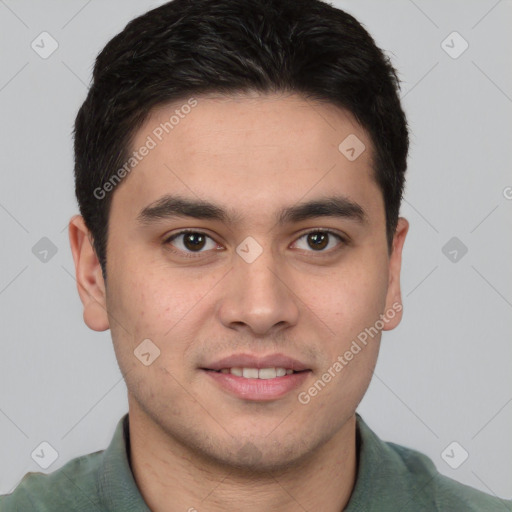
[207,367,304,379]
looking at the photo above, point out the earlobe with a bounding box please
[68,215,110,332]
[382,217,409,331]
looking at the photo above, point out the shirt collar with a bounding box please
[97,413,151,511]
[345,413,434,510]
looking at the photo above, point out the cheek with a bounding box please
[108,256,201,332]
[296,257,388,419]
[106,260,217,370]
[301,252,389,341]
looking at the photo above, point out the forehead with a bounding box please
[111,92,383,228]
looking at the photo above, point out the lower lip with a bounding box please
[202,369,311,401]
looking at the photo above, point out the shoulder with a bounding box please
[0,449,105,512]
[387,440,512,511]
[351,414,512,511]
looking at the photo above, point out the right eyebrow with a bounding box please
[136,194,242,226]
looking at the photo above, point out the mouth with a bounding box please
[200,353,312,400]
[201,367,312,401]
[202,367,309,379]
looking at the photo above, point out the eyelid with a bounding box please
[164,228,218,244]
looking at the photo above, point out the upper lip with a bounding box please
[202,353,310,372]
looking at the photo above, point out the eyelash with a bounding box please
[163,228,348,258]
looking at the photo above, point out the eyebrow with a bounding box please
[136,194,368,227]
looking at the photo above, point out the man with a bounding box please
[1,0,510,510]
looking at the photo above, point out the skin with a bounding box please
[69,92,408,512]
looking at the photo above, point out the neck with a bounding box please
[128,406,358,512]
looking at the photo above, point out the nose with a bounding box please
[217,245,300,337]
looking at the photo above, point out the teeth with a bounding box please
[231,367,243,377]
[242,368,259,379]
[258,368,277,379]
[218,367,296,379]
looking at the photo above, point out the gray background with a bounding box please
[1,0,511,500]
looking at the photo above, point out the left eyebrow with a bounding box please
[277,196,368,226]
[136,194,368,227]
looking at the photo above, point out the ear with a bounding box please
[68,215,109,331]
[382,217,409,331]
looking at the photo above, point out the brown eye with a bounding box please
[165,231,218,254]
[307,232,328,250]
[294,230,345,253]
[183,232,206,251]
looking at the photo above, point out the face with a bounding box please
[70,92,408,472]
